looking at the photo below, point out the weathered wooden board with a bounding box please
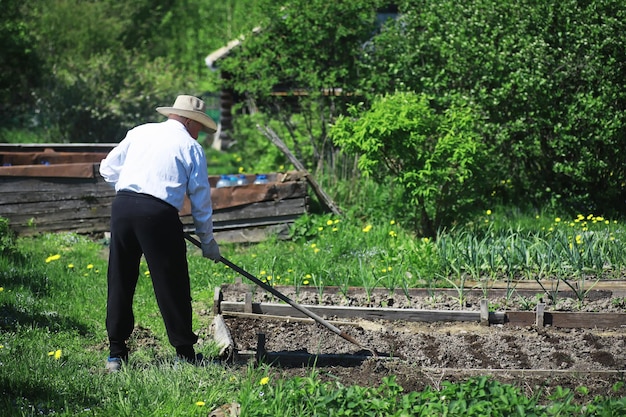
[0,163,99,178]
[221,300,626,329]
[0,151,108,166]
[505,311,626,328]
[220,301,508,324]
[180,180,307,212]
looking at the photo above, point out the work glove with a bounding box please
[201,239,221,262]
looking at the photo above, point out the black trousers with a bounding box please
[106,191,197,358]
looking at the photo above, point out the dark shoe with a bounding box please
[105,357,123,373]
[176,352,204,366]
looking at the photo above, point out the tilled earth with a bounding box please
[212,286,626,401]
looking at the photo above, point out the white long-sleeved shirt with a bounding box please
[99,119,214,243]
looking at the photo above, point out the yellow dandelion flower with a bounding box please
[235,156,242,163]
[554,217,561,223]
[267,276,272,281]
[260,376,270,385]
[196,401,206,407]
[390,220,396,225]
[389,231,397,237]
[48,349,62,360]
[238,166,245,173]
[388,267,392,272]
[260,270,266,275]
[144,271,150,276]
[333,219,340,224]
[318,227,323,231]
[303,280,309,285]
[87,264,94,269]
[314,248,320,254]
[332,227,338,232]
[45,254,61,263]
[486,210,492,215]
[362,224,372,233]
[310,243,317,248]
[326,220,333,226]
[0,287,3,292]
[279,165,284,171]
[422,237,430,243]
[0,345,3,348]
[67,263,74,269]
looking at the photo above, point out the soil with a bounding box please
[209,286,626,402]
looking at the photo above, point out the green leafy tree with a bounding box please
[362,0,626,216]
[0,0,43,126]
[219,0,384,173]
[331,92,489,237]
[2,0,262,143]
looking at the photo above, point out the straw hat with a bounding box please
[156,95,217,134]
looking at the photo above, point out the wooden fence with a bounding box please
[0,144,309,242]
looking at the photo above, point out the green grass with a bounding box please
[1,213,626,415]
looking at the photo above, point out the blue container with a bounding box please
[236,174,249,186]
[216,174,232,188]
[253,174,269,184]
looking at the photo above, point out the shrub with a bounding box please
[331,91,490,237]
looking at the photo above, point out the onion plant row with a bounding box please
[203,212,625,308]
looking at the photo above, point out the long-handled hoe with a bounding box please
[184,233,378,357]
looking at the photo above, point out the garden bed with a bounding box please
[204,282,626,400]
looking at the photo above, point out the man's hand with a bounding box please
[201,239,221,262]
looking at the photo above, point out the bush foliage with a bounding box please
[2,0,625,231]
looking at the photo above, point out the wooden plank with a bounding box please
[0,163,97,178]
[0,195,114,215]
[219,301,507,323]
[0,151,108,166]
[182,198,306,225]
[536,303,545,327]
[505,311,535,327]
[0,143,117,152]
[547,311,626,328]
[221,301,626,329]
[0,175,111,198]
[179,180,306,213]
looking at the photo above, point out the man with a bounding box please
[99,95,221,372]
